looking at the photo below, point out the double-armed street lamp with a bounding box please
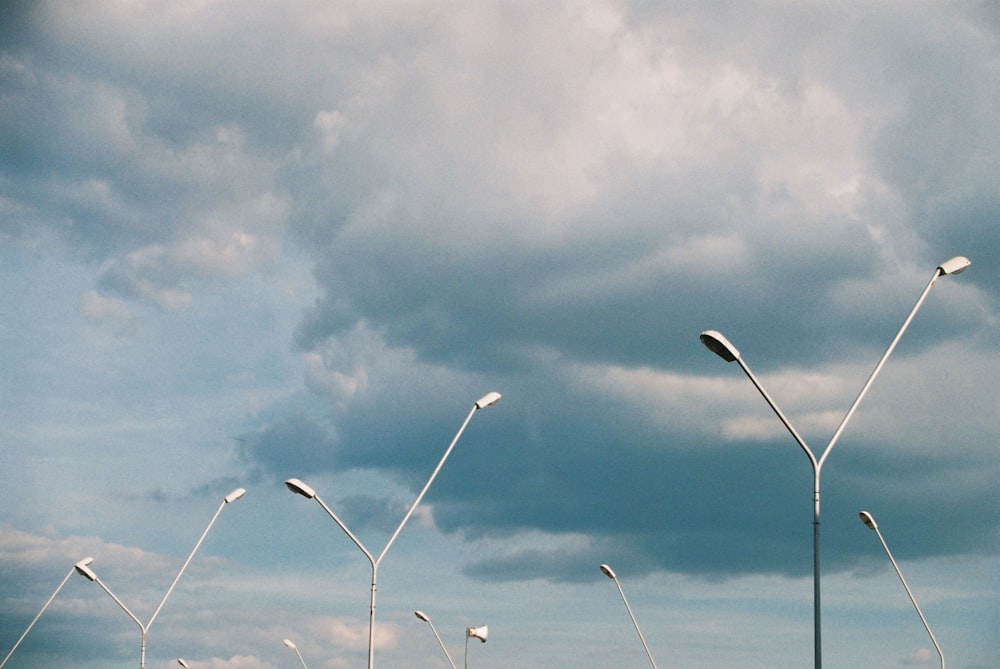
[74,487,246,668]
[285,392,501,669]
[700,256,969,669]
[0,557,96,668]
[859,511,945,669]
[600,564,658,669]
[283,638,310,669]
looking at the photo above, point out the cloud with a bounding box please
[1,2,998,667]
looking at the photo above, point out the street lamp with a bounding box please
[600,564,658,669]
[464,625,487,669]
[283,638,309,669]
[0,557,95,668]
[74,488,246,668]
[859,511,945,669]
[414,610,457,669]
[177,660,190,668]
[700,256,969,669]
[285,391,501,669]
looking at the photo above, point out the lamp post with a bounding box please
[282,638,309,669]
[464,625,487,669]
[600,564,658,669]
[74,487,246,668]
[859,511,945,669]
[414,610,457,669]
[286,392,501,669]
[0,557,96,668]
[700,256,969,669]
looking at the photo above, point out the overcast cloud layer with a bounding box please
[2,2,998,668]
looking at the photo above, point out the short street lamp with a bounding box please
[700,256,969,669]
[283,638,309,669]
[74,488,246,668]
[464,625,487,669]
[286,392,501,669]
[600,564,658,669]
[859,511,945,669]
[414,610,457,669]
[0,557,96,668]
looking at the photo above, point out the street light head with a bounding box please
[177,659,190,668]
[700,330,740,362]
[467,625,488,643]
[414,610,431,623]
[224,487,247,503]
[74,561,98,581]
[859,510,878,530]
[285,478,316,499]
[938,256,971,276]
[475,391,502,409]
[283,639,297,650]
[599,563,617,579]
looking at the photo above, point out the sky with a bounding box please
[1,1,998,668]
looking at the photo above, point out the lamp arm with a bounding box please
[313,496,376,566]
[93,577,144,632]
[819,267,943,469]
[873,528,945,669]
[735,357,817,469]
[147,497,227,630]
[376,402,479,566]
[428,621,458,669]
[0,567,75,668]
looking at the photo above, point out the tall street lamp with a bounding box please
[600,564,658,669]
[286,392,501,669]
[283,638,309,669]
[414,610,457,669]
[0,557,96,668]
[74,487,246,668]
[859,511,945,669]
[700,256,969,669]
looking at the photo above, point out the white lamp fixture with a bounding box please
[701,256,969,669]
[283,638,309,669]
[286,392,501,669]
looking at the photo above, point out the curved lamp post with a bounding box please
[859,511,945,669]
[600,564,657,669]
[464,625,487,669]
[286,392,501,669]
[283,638,309,669]
[0,557,95,668]
[414,610,457,669]
[700,256,968,669]
[74,487,246,668]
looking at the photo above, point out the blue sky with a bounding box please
[1,2,998,668]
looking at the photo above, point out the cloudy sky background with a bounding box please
[2,1,998,668]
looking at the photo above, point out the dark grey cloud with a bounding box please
[3,0,996,597]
